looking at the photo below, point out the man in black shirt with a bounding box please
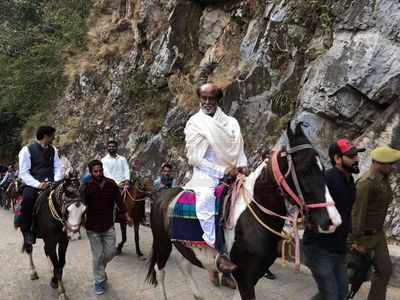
[303,139,365,300]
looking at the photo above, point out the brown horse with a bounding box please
[116,178,154,257]
[145,123,342,300]
[6,179,22,212]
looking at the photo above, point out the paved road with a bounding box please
[1,208,399,300]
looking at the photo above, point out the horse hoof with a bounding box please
[137,251,144,257]
[193,295,204,300]
[59,293,68,300]
[31,272,39,280]
[221,276,236,289]
[50,278,58,289]
[116,248,122,255]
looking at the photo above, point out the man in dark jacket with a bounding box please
[81,159,132,295]
[18,126,64,245]
[303,139,365,300]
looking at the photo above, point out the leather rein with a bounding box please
[271,144,334,213]
[231,143,333,270]
[121,181,150,203]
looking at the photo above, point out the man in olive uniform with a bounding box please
[352,145,400,300]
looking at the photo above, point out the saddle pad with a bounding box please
[170,184,226,247]
[171,185,225,219]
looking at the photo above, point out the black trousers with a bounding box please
[21,186,39,232]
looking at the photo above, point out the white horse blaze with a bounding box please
[66,203,86,236]
[316,156,342,232]
[324,186,342,229]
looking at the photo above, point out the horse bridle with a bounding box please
[121,179,152,203]
[48,180,84,231]
[272,143,333,213]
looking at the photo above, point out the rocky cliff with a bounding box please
[51,0,400,240]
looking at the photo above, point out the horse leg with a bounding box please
[45,241,60,289]
[209,270,220,287]
[134,221,144,257]
[116,222,127,255]
[26,247,39,280]
[234,279,256,300]
[56,239,69,300]
[176,255,204,300]
[146,231,172,300]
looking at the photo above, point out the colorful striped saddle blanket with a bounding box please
[170,184,226,247]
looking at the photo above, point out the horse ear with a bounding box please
[286,122,294,140]
[295,122,305,137]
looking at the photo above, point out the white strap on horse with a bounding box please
[229,169,303,271]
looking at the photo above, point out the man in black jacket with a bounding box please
[303,139,365,300]
[18,126,64,245]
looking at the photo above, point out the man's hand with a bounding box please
[238,167,250,176]
[38,182,50,190]
[225,167,239,177]
[119,181,129,187]
[352,244,368,254]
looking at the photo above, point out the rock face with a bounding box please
[53,0,400,240]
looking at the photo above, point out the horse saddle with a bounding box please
[168,183,229,247]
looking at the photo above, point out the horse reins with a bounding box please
[121,181,148,203]
[232,144,334,270]
[48,188,65,224]
[272,145,333,211]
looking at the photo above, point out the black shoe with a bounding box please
[264,270,276,280]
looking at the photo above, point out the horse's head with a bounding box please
[131,177,155,197]
[62,170,86,237]
[285,123,342,233]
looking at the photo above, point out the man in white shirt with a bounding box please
[18,126,64,245]
[184,82,248,273]
[101,140,130,187]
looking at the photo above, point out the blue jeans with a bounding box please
[303,243,348,300]
[87,227,116,283]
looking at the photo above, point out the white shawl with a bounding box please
[184,107,247,172]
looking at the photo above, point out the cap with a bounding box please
[329,139,366,159]
[371,146,400,163]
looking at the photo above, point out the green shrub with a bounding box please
[0,0,92,161]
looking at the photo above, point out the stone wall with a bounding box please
[52,0,400,240]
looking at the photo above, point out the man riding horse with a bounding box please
[18,126,64,245]
[101,140,130,187]
[184,82,248,273]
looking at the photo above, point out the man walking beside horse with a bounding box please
[18,125,64,245]
[80,159,132,295]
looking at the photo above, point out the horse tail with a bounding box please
[145,244,158,286]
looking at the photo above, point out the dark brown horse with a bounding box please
[6,179,22,212]
[116,178,154,257]
[145,123,342,300]
[22,171,86,300]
